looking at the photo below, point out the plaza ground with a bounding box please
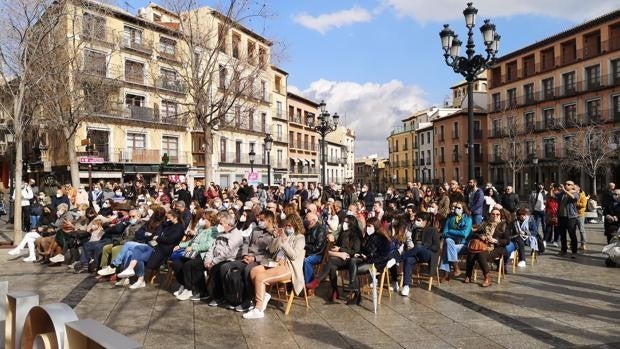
[0,223,618,349]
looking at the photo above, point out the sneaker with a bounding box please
[115,278,129,287]
[517,261,526,268]
[117,268,135,278]
[98,265,116,276]
[242,308,264,319]
[129,280,146,289]
[386,258,397,269]
[67,261,80,270]
[176,289,193,301]
[49,254,65,264]
[400,285,410,296]
[224,302,235,310]
[173,285,185,297]
[208,299,223,307]
[543,241,547,249]
[261,293,271,312]
[389,282,399,292]
[22,256,36,262]
[580,243,586,251]
[8,248,21,256]
[553,242,559,248]
[190,293,209,302]
[235,301,255,312]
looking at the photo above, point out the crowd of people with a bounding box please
[6,175,619,319]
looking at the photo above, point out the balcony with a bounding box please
[108,148,188,164]
[289,167,319,175]
[120,37,153,55]
[390,125,416,135]
[489,128,506,138]
[124,72,146,85]
[220,152,265,165]
[158,50,179,63]
[273,133,287,143]
[81,27,116,45]
[156,78,186,93]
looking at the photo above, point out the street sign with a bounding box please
[247,172,259,186]
[78,156,105,164]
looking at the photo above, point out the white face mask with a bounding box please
[414,221,424,228]
[342,222,349,231]
[280,212,286,220]
[102,202,110,208]
[239,215,247,223]
[258,221,267,229]
[115,191,122,196]
[56,193,62,198]
[217,224,225,233]
[366,226,375,235]
[428,206,436,213]
[286,227,295,236]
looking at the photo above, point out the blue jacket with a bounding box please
[469,188,485,215]
[442,214,472,242]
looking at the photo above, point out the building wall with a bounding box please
[416,126,434,183]
[287,92,320,186]
[487,11,620,194]
[271,67,289,185]
[325,125,355,184]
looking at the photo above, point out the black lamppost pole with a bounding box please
[248,149,255,173]
[263,134,273,188]
[309,100,339,186]
[440,2,500,180]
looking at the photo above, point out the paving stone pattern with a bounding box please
[1,223,619,348]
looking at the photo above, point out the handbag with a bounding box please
[467,238,488,254]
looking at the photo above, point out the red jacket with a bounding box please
[545,196,559,226]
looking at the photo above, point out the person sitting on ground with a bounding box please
[464,208,511,287]
[173,210,219,301]
[397,212,441,297]
[307,215,362,302]
[440,202,472,280]
[243,214,306,319]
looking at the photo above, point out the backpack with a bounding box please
[587,199,597,212]
[222,265,244,306]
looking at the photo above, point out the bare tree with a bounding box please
[561,121,619,196]
[160,0,273,181]
[34,1,120,187]
[496,111,537,189]
[0,0,65,241]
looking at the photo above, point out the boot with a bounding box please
[481,274,492,287]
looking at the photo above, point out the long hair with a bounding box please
[284,214,305,235]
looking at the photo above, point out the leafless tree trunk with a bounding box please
[497,111,536,190]
[0,0,64,242]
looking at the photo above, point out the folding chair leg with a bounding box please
[378,270,385,305]
[498,258,503,284]
[303,286,309,309]
[427,277,433,291]
[386,269,392,300]
[284,288,295,315]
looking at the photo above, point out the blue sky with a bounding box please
[128,0,619,156]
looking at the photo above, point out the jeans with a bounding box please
[440,238,465,272]
[544,222,559,243]
[400,245,432,286]
[532,211,546,236]
[558,217,578,254]
[111,241,141,267]
[81,240,109,265]
[577,216,586,243]
[303,253,323,284]
[172,258,207,294]
[471,214,483,226]
[30,215,40,230]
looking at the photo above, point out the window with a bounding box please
[275,76,282,93]
[160,68,178,90]
[543,138,555,158]
[585,65,601,90]
[219,65,227,89]
[159,37,177,58]
[506,61,517,81]
[524,112,535,130]
[543,108,555,128]
[84,50,106,76]
[404,138,408,150]
[524,83,535,103]
[261,112,266,132]
[439,125,445,141]
[127,133,145,149]
[563,104,577,125]
[507,88,517,107]
[440,147,445,163]
[492,93,501,111]
[586,99,601,122]
[277,150,283,167]
[122,26,146,50]
[522,55,535,77]
[542,78,554,99]
[426,150,431,165]
[452,122,459,139]
[612,59,620,85]
[276,101,283,117]
[561,39,576,65]
[235,141,242,163]
[474,120,481,139]
[217,24,227,53]
[493,144,501,161]
[247,40,255,64]
[125,60,144,84]
[452,144,459,162]
[248,109,254,130]
[427,132,430,144]
[473,144,481,161]
[232,33,240,59]
[160,100,177,119]
[261,80,267,101]
[613,95,620,121]
[562,71,576,95]
[153,14,161,22]
[525,140,535,157]
[82,12,106,39]
[541,48,555,71]
[492,119,501,136]
[258,47,267,68]
[125,94,145,107]
[421,134,424,145]
[162,136,178,160]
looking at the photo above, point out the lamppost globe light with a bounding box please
[263,134,273,187]
[264,134,273,152]
[332,113,339,127]
[319,100,327,114]
[440,24,455,51]
[463,2,478,28]
[248,149,256,162]
[450,36,462,58]
[311,100,339,186]
[480,19,496,45]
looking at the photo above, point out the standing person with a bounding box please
[544,185,560,247]
[435,185,450,227]
[448,180,464,205]
[358,184,375,213]
[14,181,34,232]
[176,182,192,208]
[575,185,588,250]
[529,183,547,238]
[500,186,520,215]
[192,180,206,208]
[601,183,616,242]
[308,183,320,203]
[237,179,255,203]
[556,181,580,258]
[466,179,485,225]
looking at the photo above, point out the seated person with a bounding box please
[302,212,328,286]
[440,202,472,279]
[464,208,511,287]
[243,214,306,319]
[506,207,538,268]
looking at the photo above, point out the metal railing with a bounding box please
[120,37,153,55]
[81,27,117,44]
[219,152,265,165]
[156,78,187,93]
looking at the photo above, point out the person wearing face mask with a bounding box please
[243,214,306,319]
[344,217,391,304]
[217,210,275,311]
[358,184,375,213]
[439,202,473,280]
[51,188,70,212]
[73,219,107,273]
[155,186,171,205]
[75,186,89,206]
[236,209,257,238]
[301,212,327,287]
[111,186,126,203]
[506,207,538,269]
[307,215,362,302]
[204,213,243,305]
[90,184,104,209]
[464,208,511,287]
[96,209,148,276]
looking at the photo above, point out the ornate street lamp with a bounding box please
[440,2,500,181]
[308,100,339,186]
[248,149,256,173]
[263,134,273,187]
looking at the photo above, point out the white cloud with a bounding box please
[383,0,619,24]
[298,79,427,157]
[293,6,373,34]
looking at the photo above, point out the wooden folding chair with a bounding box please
[414,240,444,291]
[270,279,309,315]
[473,255,504,284]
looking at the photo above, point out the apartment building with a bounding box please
[324,126,356,185]
[286,92,320,186]
[487,10,620,194]
[354,156,387,192]
[271,66,289,185]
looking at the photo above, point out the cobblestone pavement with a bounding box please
[1,223,619,349]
